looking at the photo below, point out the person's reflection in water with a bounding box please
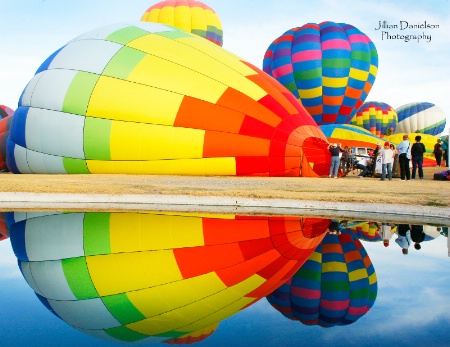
[411,225,425,250]
[327,219,342,235]
[395,224,412,255]
[381,222,393,247]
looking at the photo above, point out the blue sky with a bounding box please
[1,0,449,134]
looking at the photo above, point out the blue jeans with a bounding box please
[412,156,424,179]
[357,164,368,177]
[381,163,392,180]
[329,156,340,177]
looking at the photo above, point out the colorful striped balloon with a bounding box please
[141,0,223,46]
[267,229,377,327]
[350,101,398,137]
[0,105,14,119]
[263,22,378,126]
[320,123,383,149]
[10,212,328,344]
[7,22,330,177]
[346,221,382,242]
[0,114,13,171]
[396,102,446,136]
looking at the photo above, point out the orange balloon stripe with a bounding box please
[238,115,276,140]
[202,218,271,245]
[174,96,244,133]
[203,131,270,157]
[173,243,246,279]
[216,87,281,127]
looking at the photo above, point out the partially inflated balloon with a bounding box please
[8,22,329,177]
[396,102,446,136]
[0,105,14,119]
[263,21,378,125]
[267,229,377,327]
[320,123,382,149]
[350,101,397,137]
[141,0,223,46]
[10,212,328,344]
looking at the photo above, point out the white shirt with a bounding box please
[380,148,394,165]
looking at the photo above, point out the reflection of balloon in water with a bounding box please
[10,212,329,344]
[346,221,382,242]
[350,101,397,137]
[0,114,13,171]
[396,102,446,136]
[7,22,329,177]
[141,0,223,46]
[263,21,378,126]
[164,322,218,345]
[267,229,377,328]
[0,213,11,241]
[0,105,14,119]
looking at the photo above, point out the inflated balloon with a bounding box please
[0,105,14,119]
[0,213,10,241]
[10,212,329,344]
[7,22,329,177]
[141,0,223,46]
[320,123,382,149]
[396,102,446,136]
[267,229,377,327]
[350,101,397,137]
[0,114,13,171]
[263,21,378,126]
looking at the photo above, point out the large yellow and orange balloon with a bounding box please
[10,212,329,344]
[141,0,223,46]
[7,22,329,177]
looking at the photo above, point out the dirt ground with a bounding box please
[0,166,448,207]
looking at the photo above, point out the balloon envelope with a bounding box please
[0,114,13,171]
[350,101,397,137]
[10,212,329,344]
[0,105,14,119]
[7,22,329,177]
[141,0,223,46]
[267,229,377,327]
[396,102,446,136]
[263,21,378,126]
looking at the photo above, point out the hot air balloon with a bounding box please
[263,21,378,126]
[164,322,218,344]
[0,105,14,119]
[0,213,10,241]
[10,212,329,344]
[320,123,382,149]
[350,101,397,137]
[396,102,446,136]
[0,113,13,171]
[7,22,330,177]
[267,228,377,327]
[141,0,223,46]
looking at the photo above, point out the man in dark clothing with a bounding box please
[411,135,426,180]
[411,225,425,250]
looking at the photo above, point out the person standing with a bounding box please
[328,143,343,178]
[380,141,394,181]
[395,224,411,255]
[433,138,443,167]
[441,136,448,167]
[396,134,411,181]
[381,222,393,247]
[411,135,426,180]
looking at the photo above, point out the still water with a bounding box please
[0,211,449,347]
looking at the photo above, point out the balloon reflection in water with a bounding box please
[0,212,11,241]
[346,221,383,242]
[9,212,329,344]
[267,229,377,327]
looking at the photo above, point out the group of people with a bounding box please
[328,134,448,180]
